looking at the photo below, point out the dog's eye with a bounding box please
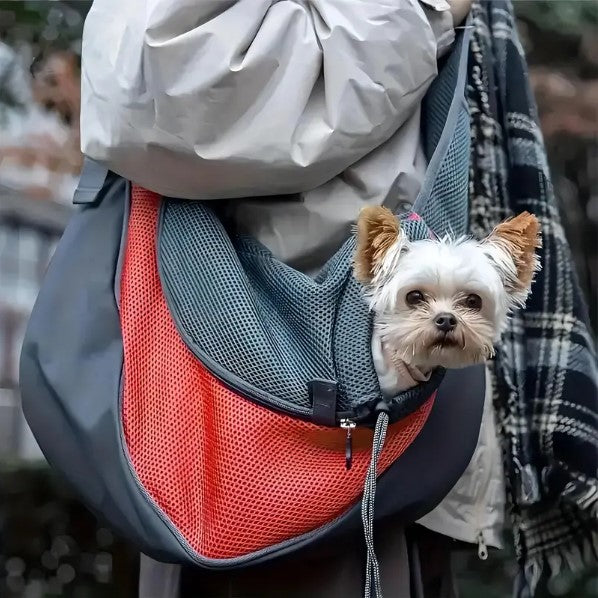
[406,290,425,306]
[464,294,482,310]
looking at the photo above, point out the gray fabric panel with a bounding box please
[415,26,472,237]
[19,175,188,563]
[332,256,381,411]
[158,203,336,412]
[158,203,377,415]
[420,101,471,237]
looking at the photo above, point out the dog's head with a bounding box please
[354,207,541,369]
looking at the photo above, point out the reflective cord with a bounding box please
[362,411,389,598]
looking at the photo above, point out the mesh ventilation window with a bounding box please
[421,105,471,238]
[160,200,385,413]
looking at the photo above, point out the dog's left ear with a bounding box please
[354,206,403,283]
[484,211,542,296]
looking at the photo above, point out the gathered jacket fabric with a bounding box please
[81,0,455,272]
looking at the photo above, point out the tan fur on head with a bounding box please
[486,211,542,292]
[354,206,401,283]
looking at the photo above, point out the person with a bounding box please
[134,1,502,596]
[0,44,81,202]
[79,0,597,596]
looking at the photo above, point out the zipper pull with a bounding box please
[340,419,356,470]
[477,531,488,560]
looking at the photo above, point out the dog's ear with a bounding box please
[484,211,542,296]
[354,206,402,283]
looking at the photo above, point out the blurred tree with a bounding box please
[516,0,598,40]
[0,1,90,63]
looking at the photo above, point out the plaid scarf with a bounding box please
[466,2,598,594]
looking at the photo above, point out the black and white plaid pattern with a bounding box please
[466,2,598,594]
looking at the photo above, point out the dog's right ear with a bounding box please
[353,206,403,284]
[482,211,541,305]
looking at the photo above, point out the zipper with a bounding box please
[340,419,356,470]
[476,530,488,560]
[473,369,493,562]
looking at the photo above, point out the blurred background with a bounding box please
[0,1,596,597]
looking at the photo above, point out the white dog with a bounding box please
[354,207,541,394]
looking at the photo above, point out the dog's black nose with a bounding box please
[434,313,457,332]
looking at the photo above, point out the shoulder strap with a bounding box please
[73,157,110,205]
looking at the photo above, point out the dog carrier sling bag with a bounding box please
[20,26,484,595]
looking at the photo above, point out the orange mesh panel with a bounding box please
[121,186,434,560]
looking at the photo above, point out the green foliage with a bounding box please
[514,0,598,35]
[0,1,90,57]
